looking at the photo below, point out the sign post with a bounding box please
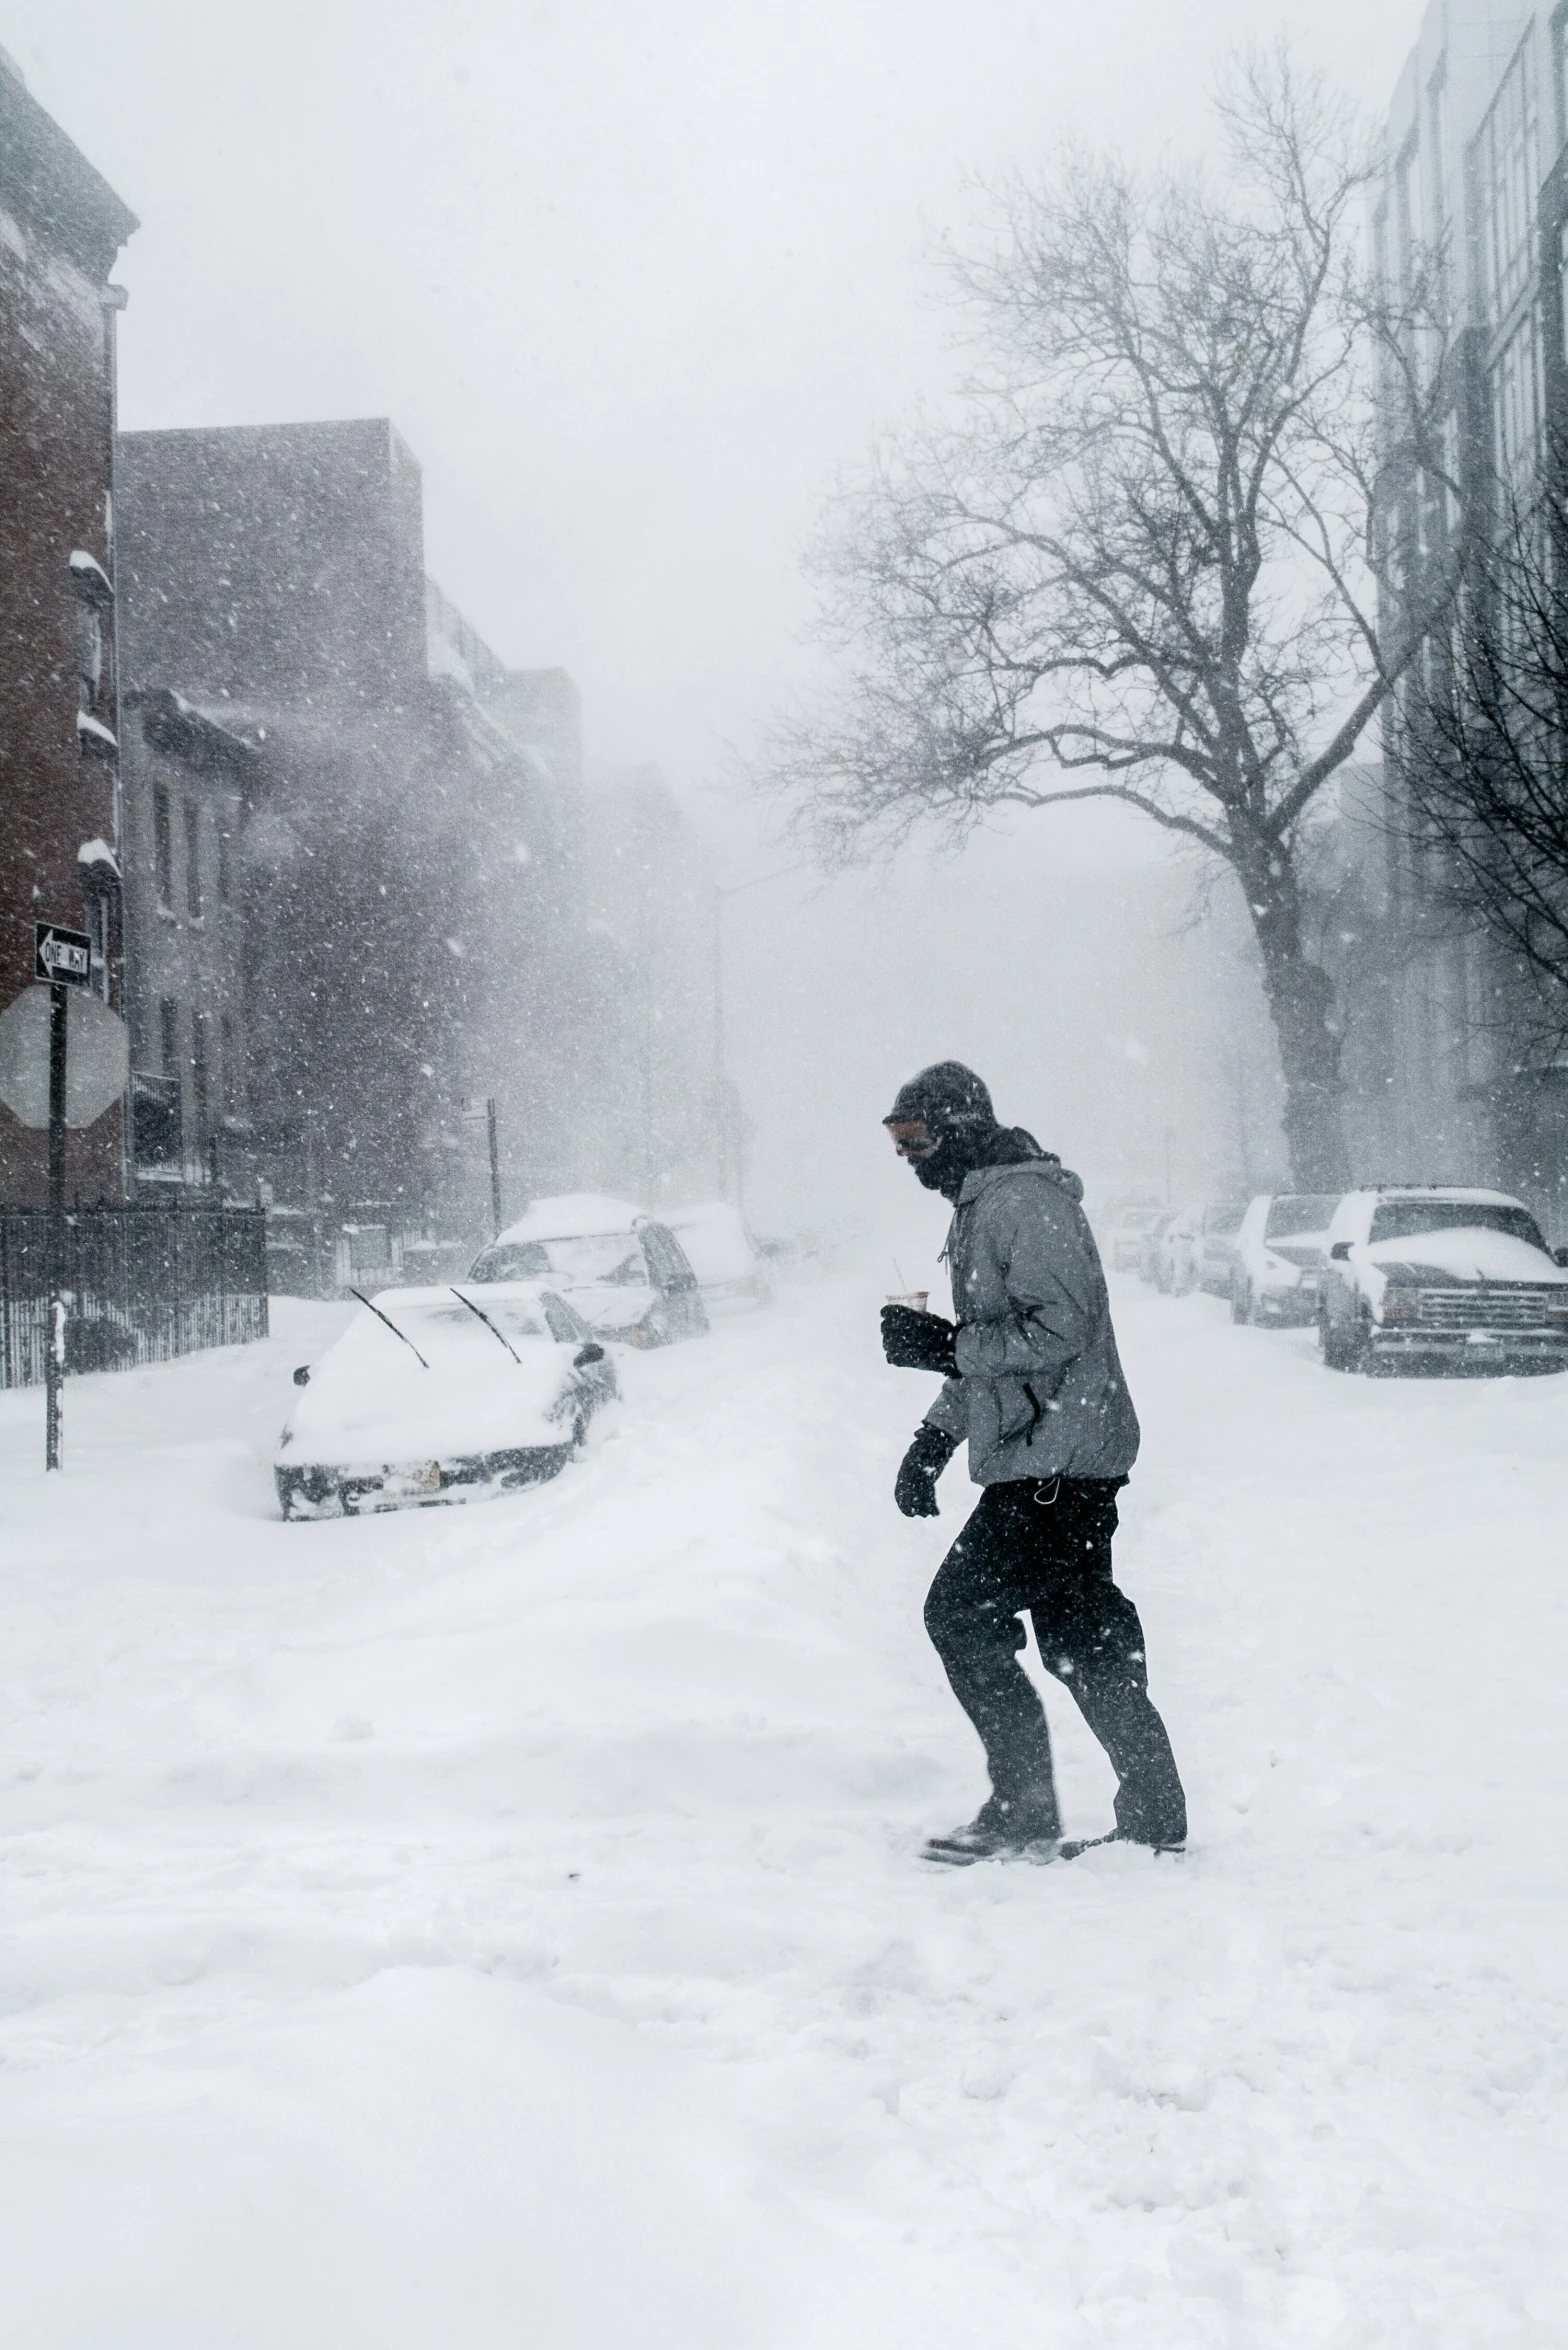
[462,1096,505,1238]
[44,980,69,1469]
[34,924,93,1472]
[0,938,129,1469]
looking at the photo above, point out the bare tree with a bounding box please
[1389,477,1568,1056]
[766,53,1463,1188]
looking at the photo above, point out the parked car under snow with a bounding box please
[1137,1208,1176,1287]
[465,1193,708,1348]
[275,1281,618,1518]
[1191,1199,1250,1296]
[1230,1193,1341,1326]
[1153,1199,1249,1296]
[1319,1188,1568,1374]
[660,1201,772,1313]
[1106,1200,1167,1273]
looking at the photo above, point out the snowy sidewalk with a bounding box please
[1,1277,1565,2347]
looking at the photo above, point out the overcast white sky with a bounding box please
[9,0,1422,804]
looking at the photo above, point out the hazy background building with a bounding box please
[115,418,726,1246]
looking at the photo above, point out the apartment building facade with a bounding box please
[0,51,136,1205]
[1373,1,1568,1224]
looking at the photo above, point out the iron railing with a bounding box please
[0,1202,268,1389]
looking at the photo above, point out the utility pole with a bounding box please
[463,1095,505,1237]
[486,1095,503,1237]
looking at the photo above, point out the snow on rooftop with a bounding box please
[1356,1186,1524,1206]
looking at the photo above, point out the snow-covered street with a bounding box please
[3,1276,1566,2348]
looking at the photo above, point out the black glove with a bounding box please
[894,1422,960,1517]
[880,1303,959,1375]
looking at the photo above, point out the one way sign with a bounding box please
[34,923,93,987]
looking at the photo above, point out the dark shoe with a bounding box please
[1060,1829,1185,1860]
[923,1796,1060,1867]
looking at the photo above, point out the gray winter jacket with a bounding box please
[923,1158,1140,1483]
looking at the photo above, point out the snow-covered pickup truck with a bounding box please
[1318,1188,1568,1374]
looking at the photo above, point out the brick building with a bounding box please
[0,51,136,1204]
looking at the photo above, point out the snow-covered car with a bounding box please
[661,1200,772,1313]
[1230,1193,1341,1325]
[1154,1201,1246,1296]
[465,1193,709,1348]
[275,1281,618,1517]
[1153,1205,1200,1293]
[1318,1188,1568,1374]
[1192,1200,1249,1296]
[1136,1209,1176,1286]
[1107,1201,1168,1272]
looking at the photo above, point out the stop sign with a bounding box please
[0,985,130,1128]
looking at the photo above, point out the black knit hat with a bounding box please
[883,1061,996,1135]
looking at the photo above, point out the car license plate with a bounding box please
[387,1461,441,1492]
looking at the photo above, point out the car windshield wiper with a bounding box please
[448,1285,522,1365]
[349,1287,429,1369]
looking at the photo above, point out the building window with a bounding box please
[220,1011,236,1112]
[217,821,232,908]
[159,997,180,1076]
[184,801,203,918]
[1394,134,1417,295]
[1554,5,1568,153]
[154,785,173,909]
[68,551,115,759]
[1470,33,1540,332]
[1428,60,1449,231]
[75,599,103,714]
[1493,304,1542,484]
[131,1072,182,1170]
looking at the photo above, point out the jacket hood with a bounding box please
[957,1157,1084,1207]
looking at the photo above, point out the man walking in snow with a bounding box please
[880,1062,1187,1865]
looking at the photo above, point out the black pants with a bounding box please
[923,1477,1187,1844]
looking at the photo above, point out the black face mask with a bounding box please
[912,1128,990,1201]
[909,1121,1049,1201]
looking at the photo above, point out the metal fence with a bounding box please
[0,1203,269,1390]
